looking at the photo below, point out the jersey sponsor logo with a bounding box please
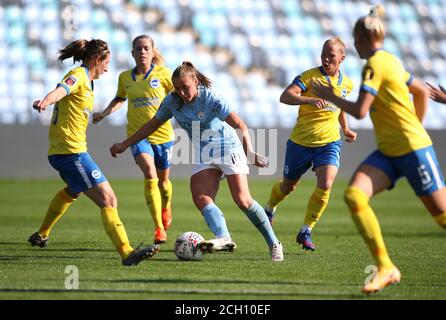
[150,78,160,88]
[64,75,78,86]
[324,105,338,112]
[362,66,374,81]
[91,170,102,179]
[131,97,161,108]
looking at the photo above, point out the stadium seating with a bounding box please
[1,0,446,128]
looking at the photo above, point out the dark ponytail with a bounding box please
[58,39,109,64]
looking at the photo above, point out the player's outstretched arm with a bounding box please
[280,83,328,109]
[225,112,268,168]
[408,78,429,123]
[313,82,375,119]
[93,97,125,124]
[32,86,67,113]
[110,116,165,158]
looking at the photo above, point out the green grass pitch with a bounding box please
[0,178,445,300]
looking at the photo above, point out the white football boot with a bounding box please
[270,242,284,262]
[199,238,237,253]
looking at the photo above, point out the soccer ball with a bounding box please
[174,231,204,261]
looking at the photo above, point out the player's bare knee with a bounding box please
[318,180,334,191]
[281,183,296,195]
[142,170,157,180]
[192,195,212,210]
[158,179,169,189]
[103,194,117,208]
[234,196,253,211]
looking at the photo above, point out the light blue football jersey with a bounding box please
[156,86,242,163]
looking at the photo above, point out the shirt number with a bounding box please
[52,103,59,125]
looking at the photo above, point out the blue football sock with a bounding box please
[243,200,279,247]
[202,203,231,239]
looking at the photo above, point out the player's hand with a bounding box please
[343,128,357,143]
[110,142,126,158]
[92,112,104,124]
[32,100,46,113]
[313,98,329,109]
[248,152,269,168]
[426,82,446,104]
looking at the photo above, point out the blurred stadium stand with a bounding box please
[2,0,446,128]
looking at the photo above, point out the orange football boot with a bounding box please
[362,266,401,294]
[154,227,167,244]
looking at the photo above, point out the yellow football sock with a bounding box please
[344,186,394,269]
[100,207,133,258]
[267,181,289,209]
[144,178,163,229]
[159,179,173,210]
[304,187,330,229]
[433,212,446,229]
[38,189,76,238]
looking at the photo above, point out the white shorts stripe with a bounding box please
[426,151,444,190]
[74,160,93,189]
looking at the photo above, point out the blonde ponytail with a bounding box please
[354,5,386,42]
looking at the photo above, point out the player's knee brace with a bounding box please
[344,187,369,214]
[433,213,446,230]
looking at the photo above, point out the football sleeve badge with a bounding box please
[64,75,78,87]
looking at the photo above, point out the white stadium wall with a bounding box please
[1,124,445,179]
